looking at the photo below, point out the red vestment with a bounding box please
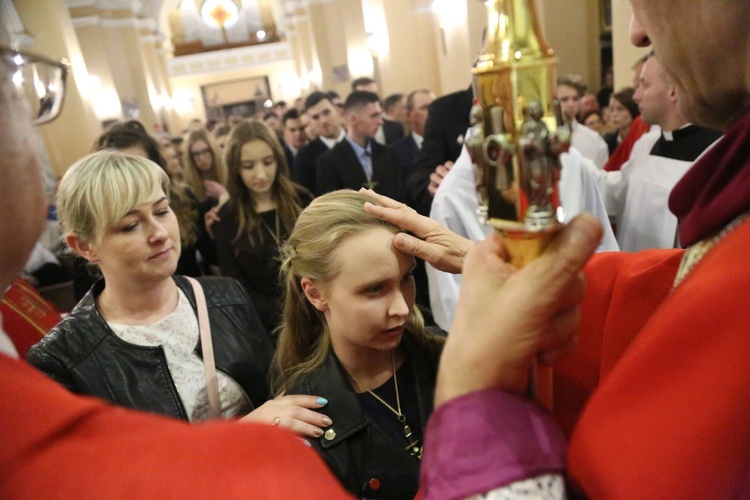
[603,116,651,172]
[566,216,750,498]
[0,353,352,498]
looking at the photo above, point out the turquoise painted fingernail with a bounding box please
[317,397,328,405]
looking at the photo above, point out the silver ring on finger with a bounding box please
[271,416,281,426]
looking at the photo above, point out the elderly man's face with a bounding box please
[629,0,749,130]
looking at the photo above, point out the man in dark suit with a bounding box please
[390,89,436,170]
[388,88,438,326]
[293,92,345,194]
[406,85,473,215]
[382,93,407,144]
[282,108,308,171]
[316,91,405,201]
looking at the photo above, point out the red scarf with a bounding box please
[670,107,750,246]
[603,116,651,172]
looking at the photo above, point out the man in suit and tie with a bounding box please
[316,91,405,201]
[282,108,308,171]
[293,92,345,194]
[390,89,436,170]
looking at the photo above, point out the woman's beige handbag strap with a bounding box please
[185,277,220,419]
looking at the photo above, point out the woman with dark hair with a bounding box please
[580,109,605,135]
[212,120,311,334]
[604,87,640,155]
[182,128,229,275]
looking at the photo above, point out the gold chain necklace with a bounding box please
[349,351,423,460]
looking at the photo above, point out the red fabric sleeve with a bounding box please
[0,354,351,499]
[567,219,750,498]
[552,249,682,437]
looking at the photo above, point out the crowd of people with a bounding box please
[2,0,749,497]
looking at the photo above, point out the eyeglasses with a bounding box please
[1,47,69,125]
[191,148,212,158]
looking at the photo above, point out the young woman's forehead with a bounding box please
[332,228,412,282]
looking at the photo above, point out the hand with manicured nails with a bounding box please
[239,394,332,438]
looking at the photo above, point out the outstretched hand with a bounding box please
[239,394,332,439]
[436,213,603,405]
[360,188,473,274]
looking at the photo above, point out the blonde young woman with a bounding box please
[212,120,312,334]
[27,152,332,437]
[273,190,444,498]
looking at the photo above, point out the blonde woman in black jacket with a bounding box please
[28,151,331,437]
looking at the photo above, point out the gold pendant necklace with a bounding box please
[349,351,423,460]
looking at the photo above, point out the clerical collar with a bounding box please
[320,129,345,149]
[651,124,722,162]
[661,123,694,142]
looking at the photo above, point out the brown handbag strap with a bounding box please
[185,277,220,419]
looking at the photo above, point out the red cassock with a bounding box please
[0,353,352,498]
[557,217,750,498]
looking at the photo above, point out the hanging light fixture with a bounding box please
[200,0,241,30]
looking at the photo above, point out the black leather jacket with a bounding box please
[27,276,274,421]
[287,336,441,498]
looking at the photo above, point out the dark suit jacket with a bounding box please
[293,138,330,194]
[316,139,405,202]
[283,143,295,173]
[383,119,405,145]
[389,134,419,171]
[407,86,473,215]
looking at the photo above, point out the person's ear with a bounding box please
[66,233,99,263]
[347,111,358,128]
[668,84,678,103]
[301,277,328,312]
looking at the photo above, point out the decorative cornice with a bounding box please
[137,17,157,31]
[67,0,142,11]
[66,0,97,8]
[71,15,139,28]
[71,15,100,28]
[167,41,293,77]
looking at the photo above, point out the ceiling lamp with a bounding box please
[200,0,241,29]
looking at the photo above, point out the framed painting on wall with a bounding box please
[201,76,272,121]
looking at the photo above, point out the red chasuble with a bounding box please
[566,107,750,498]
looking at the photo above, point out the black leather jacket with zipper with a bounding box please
[287,335,441,498]
[26,275,274,421]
